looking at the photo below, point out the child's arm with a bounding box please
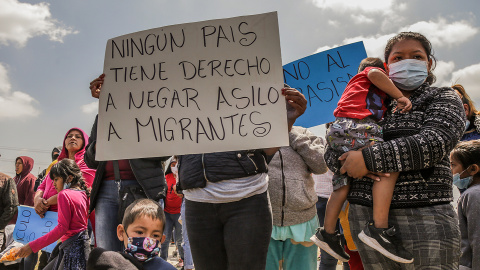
[26,192,72,254]
[367,68,412,113]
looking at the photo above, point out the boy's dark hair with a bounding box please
[358,57,385,73]
[49,159,90,196]
[451,140,480,176]
[122,199,166,232]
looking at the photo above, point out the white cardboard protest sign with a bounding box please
[96,12,288,161]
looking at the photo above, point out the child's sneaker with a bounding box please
[310,227,350,262]
[358,222,413,264]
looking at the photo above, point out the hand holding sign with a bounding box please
[13,206,58,253]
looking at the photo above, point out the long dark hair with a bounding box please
[451,140,480,176]
[49,159,90,196]
[384,32,437,84]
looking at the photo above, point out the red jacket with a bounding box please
[10,156,36,224]
[164,173,182,214]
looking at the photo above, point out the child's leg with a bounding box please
[372,172,399,228]
[324,184,349,234]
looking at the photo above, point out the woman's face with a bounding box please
[65,130,84,156]
[450,153,466,176]
[386,39,432,71]
[15,159,23,175]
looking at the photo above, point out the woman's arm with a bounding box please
[289,127,327,175]
[342,88,465,176]
[84,115,100,169]
[33,190,48,217]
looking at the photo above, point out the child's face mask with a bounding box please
[453,168,474,190]
[124,235,160,263]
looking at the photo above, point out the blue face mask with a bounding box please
[453,169,474,190]
[388,59,428,91]
[124,236,160,263]
[465,120,471,131]
[63,182,71,190]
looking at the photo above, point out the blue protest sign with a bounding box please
[283,42,367,127]
[13,206,58,253]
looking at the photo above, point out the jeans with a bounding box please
[185,192,272,270]
[95,179,139,251]
[160,212,184,260]
[316,196,349,270]
[181,199,194,269]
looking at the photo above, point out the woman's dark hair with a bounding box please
[49,159,90,196]
[451,84,478,122]
[384,32,437,84]
[451,140,480,176]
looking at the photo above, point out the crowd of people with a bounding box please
[0,31,479,270]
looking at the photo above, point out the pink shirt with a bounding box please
[29,189,89,253]
[37,175,59,212]
[37,163,94,213]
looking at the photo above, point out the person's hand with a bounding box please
[395,96,412,113]
[282,88,307,130]
[173,185,183,198]
[34,197,48,218]
[17,244,32,258]
[339,150,390,181]
[89,74,105,99]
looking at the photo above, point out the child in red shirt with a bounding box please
[17,159,90,270]
[312,58,413,264]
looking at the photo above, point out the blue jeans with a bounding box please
[95,179,139,251]
[181,199,194,269]
[160,212,184,260]
[316,196,349,270]
[185,192,272,270]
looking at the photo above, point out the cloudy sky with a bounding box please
[0,0,479,176]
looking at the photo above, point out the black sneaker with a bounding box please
[358,222,414,264]
[310,227,350,262]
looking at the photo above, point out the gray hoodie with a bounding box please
[458,184,480,270]
[268,126,327,227]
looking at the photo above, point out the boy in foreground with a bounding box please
[87,199,176,270]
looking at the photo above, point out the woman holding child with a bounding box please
[332,32,464,269]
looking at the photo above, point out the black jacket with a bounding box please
[0,173,18,230]
[178,150,268,190]
[84,115,168,213]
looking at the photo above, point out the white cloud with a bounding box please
[343,33,395,59]
[314,19,478,59]
[401,19,478,48]
[450,63,480,101]
[432,61,455,88]
[314,45,334,54]
[81,101,99,114]
[311,0,395,14]
[351,14,374,24]
[0,63,39,119]
[0,0,78,47]
[328,20,339,27]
